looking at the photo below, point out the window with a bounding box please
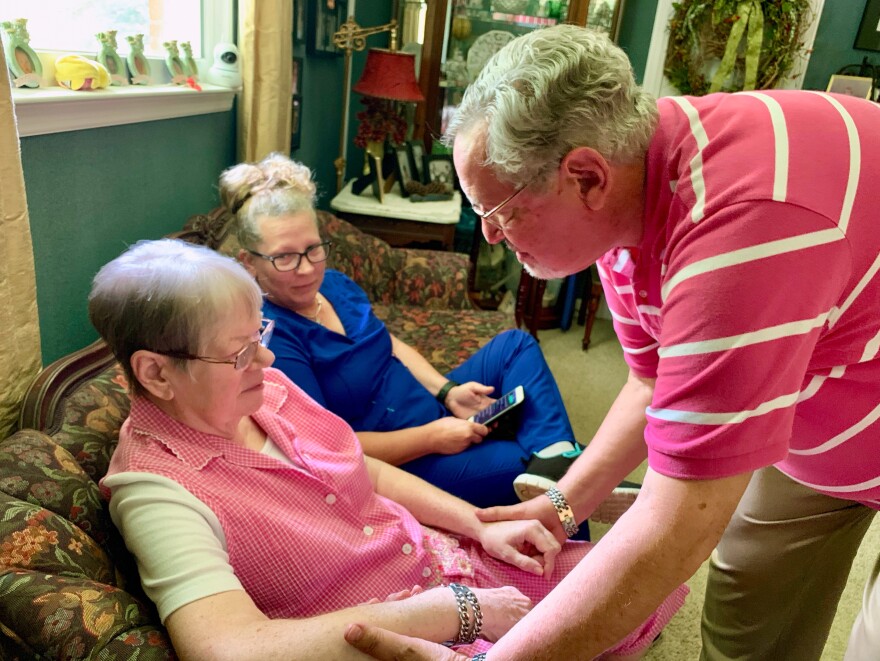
[2,1,204,57]
[4,0,235,137]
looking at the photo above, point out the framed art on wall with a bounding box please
[855,0,880,52]
[826,74,874,99]
[308,0,348,56]
[291,57,303,150]
[293,0,306,45]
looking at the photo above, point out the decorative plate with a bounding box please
[466,30,514,83]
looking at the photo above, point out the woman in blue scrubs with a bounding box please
[219,154,585,508]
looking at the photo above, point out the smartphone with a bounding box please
[468,386,525,426]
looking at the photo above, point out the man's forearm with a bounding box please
[486,469,752,660]
[559,370,654,520]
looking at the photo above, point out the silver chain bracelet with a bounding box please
[471,654,488,660]
[448,583,482,644]
[545,486,580,538]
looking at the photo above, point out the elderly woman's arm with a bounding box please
[107,474,531,660]
[365,457,560,576]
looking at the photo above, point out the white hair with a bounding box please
[445,24,658,188]
[218,153,318,249]
[88,239,263,396]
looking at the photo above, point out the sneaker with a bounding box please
[512,444,584,502]
[588,480,641,524]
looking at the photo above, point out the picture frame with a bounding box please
[407,139,426,183]
[293,0,307,45]
[392,144,418,196]
[855,0,880,52]
[308,0,348,57]
[291,57,303,150]
[425,154,457,192]
[826,74,874,100]
[368,154,385,203]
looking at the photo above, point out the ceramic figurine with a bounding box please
[125,33,151,85]
[163,40,187,84]
[1,18,42,88]
[180,41,198,81]
[96,30,128,86]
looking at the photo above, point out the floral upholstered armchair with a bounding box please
[0,208,512,657]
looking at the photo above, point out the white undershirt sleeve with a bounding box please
[103,471,244,623]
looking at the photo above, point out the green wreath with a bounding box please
[664,0,813,96]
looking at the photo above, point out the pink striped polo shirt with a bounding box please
[598,91,880,508]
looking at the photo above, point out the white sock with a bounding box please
[535,441,576,458]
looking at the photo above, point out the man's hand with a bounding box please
[344,624,468,661]
[478,493,568,543]
[427,417,488,454]
[477,519,561,576]
[446,382,495,419]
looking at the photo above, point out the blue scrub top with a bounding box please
[263,270,447,432]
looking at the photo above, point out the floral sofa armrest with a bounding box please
[392,248,473,310]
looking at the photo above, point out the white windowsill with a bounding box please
[12,83,237,137]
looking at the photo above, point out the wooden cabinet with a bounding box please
[414,0,594,149]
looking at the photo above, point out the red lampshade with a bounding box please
[353,49,425,103]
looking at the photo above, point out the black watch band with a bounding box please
[436,380,460,405]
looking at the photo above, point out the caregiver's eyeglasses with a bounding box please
[247,241,332,272]
[155,318,275,370]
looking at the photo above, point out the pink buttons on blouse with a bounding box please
[402,543,413,554]
[363,525,374,536]
[325,494,336,505]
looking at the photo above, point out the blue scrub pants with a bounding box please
[401,330,576,508]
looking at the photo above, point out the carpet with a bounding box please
[537,319,879,659]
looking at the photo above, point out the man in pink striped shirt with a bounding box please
[346,24,879,661]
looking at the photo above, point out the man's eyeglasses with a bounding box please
[247,241,332,272]
[156,318,275,371]
[474,184,527,229]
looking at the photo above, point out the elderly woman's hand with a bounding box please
[471,586,533,642]
[445,382,495,419]
[426,417,489,454]
[477,519,561,577]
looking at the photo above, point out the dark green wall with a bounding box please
[21,111,236,364]
[617,0,659,84]
[803,0,877,90]
[292,0,393,209]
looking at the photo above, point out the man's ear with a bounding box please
[560,147,611,211]
[130,350,177,401]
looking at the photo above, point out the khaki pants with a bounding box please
[700,466,877,660]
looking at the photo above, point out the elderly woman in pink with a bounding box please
[92,239,686,660]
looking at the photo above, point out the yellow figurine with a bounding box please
[55,55,110,91]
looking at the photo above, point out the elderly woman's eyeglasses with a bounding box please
[155,318,275,371]
[247,241,332,272]
[474,184,527,229]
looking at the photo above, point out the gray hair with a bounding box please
[88,239,263,396]
[445,24,658,188]
[218,153,318,249]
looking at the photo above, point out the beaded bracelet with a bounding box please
[436,380,460,405]
[545,486,580,538]
[448,583,482,644]
[471,654,488,661]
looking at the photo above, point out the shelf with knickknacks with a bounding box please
[1,18,42,88]
[126,34,151,85]
[96,30,128,86]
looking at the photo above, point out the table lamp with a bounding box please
[332,18,424,194]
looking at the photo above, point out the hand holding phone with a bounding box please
[468,386,525,426]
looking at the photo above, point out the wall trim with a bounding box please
[12,84,236,137]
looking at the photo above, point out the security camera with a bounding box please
[208,42,242,89]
